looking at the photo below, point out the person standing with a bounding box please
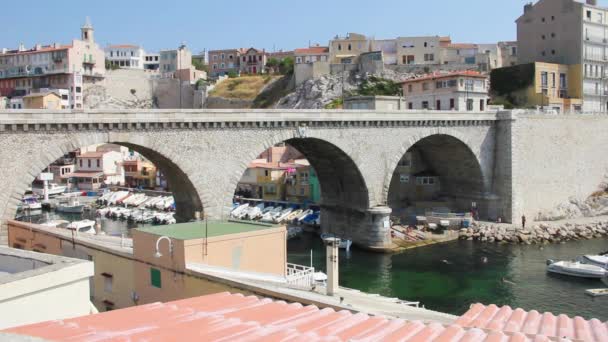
[521,214,526,229]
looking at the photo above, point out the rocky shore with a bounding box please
[459,218,608,244]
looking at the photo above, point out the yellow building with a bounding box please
[329,33,371,64]
[490,62,582,113]
[123,159,157,189]
[22,91,62,109]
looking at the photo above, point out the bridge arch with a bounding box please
[227,129,370,212]
[9,131,204,223]
[384,130,490,220]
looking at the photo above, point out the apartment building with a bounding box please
[294,46,329,64]
[22,91,62,109]
[0,18,104,109]
[143,53,160,71]
[396,36,447,65]
[160,44,205,83]
[208,49,242,77]
[401,71,490,111]
[517,0,608,111]
[490,62,583,113]
[329,33,371,64]
[105,45,145,69]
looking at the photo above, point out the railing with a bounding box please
[286,263,314,289]
[0,68,70,79]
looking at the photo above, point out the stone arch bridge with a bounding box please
[1,109,606,250]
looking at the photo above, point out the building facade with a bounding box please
[329,33,371,64]
[105,45,145,69]
[22,91,62,109]
[517,0,607,111]
[401,71,490,111]
[143,53,160,71]
[240,48,266,74]
[208,49,242,77]
[123,158,157,189]
[0,18,104,109]
[396,36,446,65]
[490,62,583,113]
[70,150,125,190]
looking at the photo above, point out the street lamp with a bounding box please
[154,236,173,258]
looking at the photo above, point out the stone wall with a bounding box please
[512,113,608,221]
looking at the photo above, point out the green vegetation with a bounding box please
[227,71,239,78]
[490,63,535,108]
[105,60,119,70]
[195,79,208,90]
[356,76,402,96]
[192,58,208,72]
[210,75,281,100]
[266,57,294,75]
[324,98,344,109]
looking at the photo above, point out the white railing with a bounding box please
[286,263,314,289]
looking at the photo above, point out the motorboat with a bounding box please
[261,206,283,223]
[230,203,249,219]
[296,209,313,222]
[302,211,320,225]
[40,220,70,228]
[546,259,608,279]
[56,198,85,214]
[245,204,264,220]
[66,220,96,234]
[582,255,608,269]
[284,209,303,223]
[32,183,67,197]
[21,196,42,210]
[273,208,294,223]
[320,233,353,252]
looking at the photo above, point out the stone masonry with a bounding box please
[0,109,605,249]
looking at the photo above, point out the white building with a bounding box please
[401,71,490,111]
[71,150,125,190]
[0,246,94,330]
[517,0,608,112]
[143,53,160,71]
[396,36,447,65]
[105,44,145,69]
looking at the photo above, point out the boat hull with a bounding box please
[547,262,607,279]
[56,205,85,214]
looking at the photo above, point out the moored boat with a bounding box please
[32,183,67,197]
[66,219,96,234]
[582,255,608,269]
[546,259,608,279]
[56,198,85,214]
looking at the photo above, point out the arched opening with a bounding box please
[387,134,486,224]
[232,138,370,243]
[15,141,203,236]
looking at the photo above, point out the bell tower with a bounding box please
[81,17,94,43]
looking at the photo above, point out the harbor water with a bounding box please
[17,209,608,320]
[288,233,608,321]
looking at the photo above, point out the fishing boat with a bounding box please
[582,255,608,269]
[320,233,353,252]
[546,259,608,279]
[56,198,85,214]
[32,183,67,197]
[66,220,96,234]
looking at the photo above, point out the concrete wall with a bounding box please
[294,62,330,86]
[512,113,608,221]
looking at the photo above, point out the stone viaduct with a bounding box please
[1,109,607,250]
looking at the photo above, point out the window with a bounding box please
[541,51,546,56]
[551,33,555,38]
[541,71,548,88]
[551,49,555,55]
[542,35,546,40]
[480,99,485,111]
[551,15,555,21]
[103,275,113,293]
[424,42,428,47]
[422,82,429,91]
[436,99,441,110]
[399,174,410,183]
[79,159,82,167]
[264,170,269,177]
[96,159,100,167]
[450,98,455,109]
[150,268,161,288]
[559,73,567,88]
[587,10,592,19]
[422,101,429,109]
[212,64,217,70]
[87,159,91,168]
[424,53,434,62]
[338,44,342,51]
[264,184,276,194]
[551,73,556,88]
[408,84,412,92]
[348,44,352,51]
[221,53,225,60]
[466,99,474,111]
[403,55,415,64]
[76,87,82,93]
[408,102,413,109]
[213,55,217,61]
[541,17,545,22]
[416,177,436,186]
[299,187,305,196]
[398,155,411,167]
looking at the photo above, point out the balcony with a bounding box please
[0,68,70,80]
[82,58,96,65]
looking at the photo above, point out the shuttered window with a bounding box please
[150,268,161,288]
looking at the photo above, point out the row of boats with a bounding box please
[95,191,177,225]
[546,253,608,279]
[96,207,176,225]
[230,203,320,225]
[97,191,175,211]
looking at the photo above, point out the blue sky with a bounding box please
[1,0,601,53]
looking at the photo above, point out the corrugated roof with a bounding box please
[456,303,608,342]
[4,292,568,341]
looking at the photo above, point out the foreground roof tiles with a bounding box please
[456,303,608,342]
[4,292,573,342]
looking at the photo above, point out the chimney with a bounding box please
[53,42,59,48]
[524,2,533,13]
[18,43,25,52]
[34,44,41,51]
[587,0,598,6]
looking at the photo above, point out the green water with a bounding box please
[288,233,608,320]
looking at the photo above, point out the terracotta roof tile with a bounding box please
[3,292,588,341]
[456,303,608,342]
[295,47,329,55]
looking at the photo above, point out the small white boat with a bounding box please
[546,259,608,279]
[582,255,608,269]
[245,204,264,220]
[296,209,313,222]
[56,198,85,214]
[21,197,42,210]
[313,272,327,286]
[273,208,293,223]
[67,219,96,234]
[261,207,283,223]
[40,220,70,228]
[585,288,608,297]
[230,203,249,219]
[32,183,67,197]
[320,233,353,252]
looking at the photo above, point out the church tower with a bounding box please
[81,17,94,43]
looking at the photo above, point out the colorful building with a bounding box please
[208,49,242,77]
[69,150,125,190]
[22,91,62,109]
[123,158,157,189]
[329,32,371,64]
[239,48,267,75]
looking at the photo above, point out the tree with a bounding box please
[278,57,294,75]
[192,58,208,72]
[266,58,280,74]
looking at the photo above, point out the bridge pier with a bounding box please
[320,205,392,251]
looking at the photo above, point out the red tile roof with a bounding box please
[456,303,608,342]
[3,292,579,341]
[295,47,329,55]
[400,70,487,84]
